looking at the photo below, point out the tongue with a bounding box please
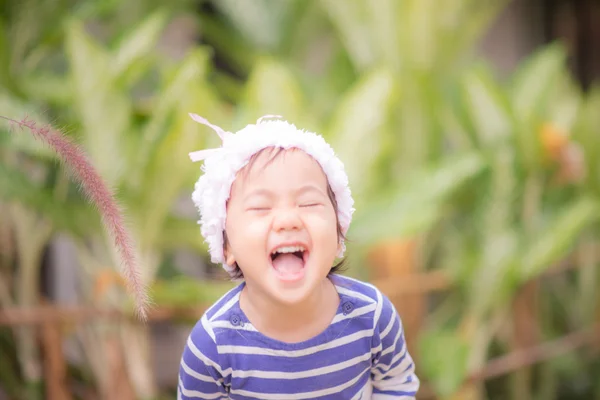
[272,253,304,276]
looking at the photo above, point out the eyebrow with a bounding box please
[243,184,326,202]
[295,184,327,197]
[243,189,274,202]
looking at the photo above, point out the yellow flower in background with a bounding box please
[539,123,585,184]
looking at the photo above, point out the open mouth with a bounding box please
[270,245,307,281]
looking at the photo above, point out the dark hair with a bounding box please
[223,147,348,280]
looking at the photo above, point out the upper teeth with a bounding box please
[272,245,306,255]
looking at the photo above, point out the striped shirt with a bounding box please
[178,274,419,399]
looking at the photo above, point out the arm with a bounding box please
[370,292,420,399]
[178,316,229,399]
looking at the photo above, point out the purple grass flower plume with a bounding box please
[1,115,149,320]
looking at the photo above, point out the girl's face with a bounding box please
[224,148,340,305]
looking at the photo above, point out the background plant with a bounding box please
[1,1,599,399]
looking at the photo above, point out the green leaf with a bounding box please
[364,0,400,70]
[136,49,224,248]
[469,229,519,318]
[112,10,168,80]
[510,44,568,170]
[18,73,72,106]
[65,18,131,186]
[574,85,600,195]
[196,14,256,76]
[150,276,235,307]
[511,43,568,124]
[138,109,209,247]
[319,0,374,70]
[327,68,395,200]
[350,151,486,246]
[242,58,304,123]
[403,0,437,71]
[520,197,600,282]
[419,329,469,397]
[545,74,581,132]
[0,17,14,93]
[0,162,98,236]
[134,48,213,179]
[156,217,207,254]
[461,64,512,146]
[437,1,510,71]
[0,94,56,160]
[214,0,294,51]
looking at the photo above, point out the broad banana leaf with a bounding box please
[510,44,568,170]
[520,196,600,282]
[350,151,486,247]
[65,19,131,186]
[461,64,512,147]
[0,163,99,238]
[241,58,305,124]
[327,68,395,202]
[419,329,470,397]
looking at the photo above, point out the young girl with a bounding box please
[178,114,420,399]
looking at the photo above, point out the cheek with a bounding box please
[306,209,339,243]
[226,213,270,249]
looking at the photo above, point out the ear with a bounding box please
[225,252,236,267]
[224,240,236,266]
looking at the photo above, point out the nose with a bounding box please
[272,206,302,232]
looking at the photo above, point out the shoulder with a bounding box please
[181,283,244,378]
[202,280,245,322]
[184,281,244,353]
[331,274,397,331]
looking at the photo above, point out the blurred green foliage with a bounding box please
[0,0,599,399]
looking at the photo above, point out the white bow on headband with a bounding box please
[187,113,283,162]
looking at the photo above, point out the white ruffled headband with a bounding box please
[188,113,355,275]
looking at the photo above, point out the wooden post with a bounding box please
[367,238,425,359]
[39,303,71,400]
[105,333,137,400]
[510,281,540,400]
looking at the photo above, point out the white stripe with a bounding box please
[231,351,372,379]
[379,308,396,340]
[372,374,420,395]
[203,285,240,319]
[200,315,216,342]
[339,275,379,293]
[335,285,376,304]
[217,328,374,357]
[381,351,414,379]
[187,337,232,377]
[381,325,403,358]
[209,292,240,322]
[178,378,226,399]
[350,383,369,400]
[331,303,376,323]
[230,366,370,399]
[371,395,416,400]
[373,340,408,377]
[371,342,382,355]
[181,359,223,384]
[373,289,383,332]
[211,320,258,332]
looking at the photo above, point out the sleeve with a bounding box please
[370,291,420,399]
[177,316,229,400]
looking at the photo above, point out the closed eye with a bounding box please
[300,203,321,208]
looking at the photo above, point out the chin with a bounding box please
[268,268,327,304]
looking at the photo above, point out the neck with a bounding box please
[241,278,338,340]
